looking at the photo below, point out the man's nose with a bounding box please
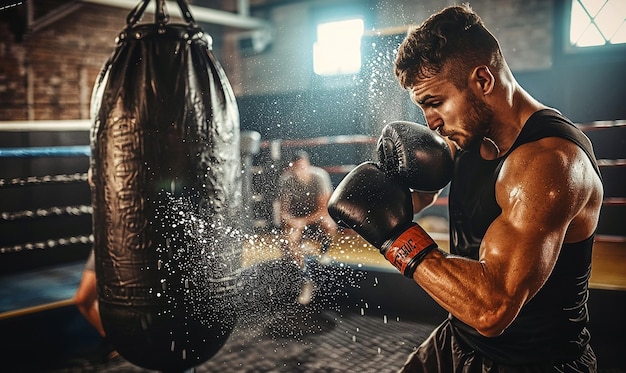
[423,109,440,131]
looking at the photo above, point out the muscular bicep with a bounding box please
[481,140,584,306]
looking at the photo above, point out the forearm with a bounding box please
[411,190,439,214]
[413,249,519,337]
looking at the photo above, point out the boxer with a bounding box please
[329,4,603,371]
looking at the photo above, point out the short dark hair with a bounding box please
[394,4,502,89]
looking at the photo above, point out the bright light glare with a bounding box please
[570,0,626,47]
[313,18,364,76]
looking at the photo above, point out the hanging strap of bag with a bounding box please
[125,0,197,28]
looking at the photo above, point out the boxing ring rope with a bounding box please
[260,134,378,148]
[0,146,91,158]
[0,119,90,132]
[0,173,88,188]
[576,119,626,131]
[1,204,92,221]
[1,235,94,255]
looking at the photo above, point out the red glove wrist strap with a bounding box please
[384,224,436,274]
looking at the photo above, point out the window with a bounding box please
[313,18,364,76]
[569,0,626,48]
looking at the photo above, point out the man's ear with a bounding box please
[471,65,495,96]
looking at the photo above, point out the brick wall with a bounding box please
[0,19,28,120]
[0,3,126,121]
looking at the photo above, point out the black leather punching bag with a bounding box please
[89,1,241,370]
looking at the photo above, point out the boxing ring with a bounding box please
[0,120,625,371]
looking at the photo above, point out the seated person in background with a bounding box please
[74,249,119,362]
[278,150,337,305]
[73,169,118,362]
[74,248,104,337]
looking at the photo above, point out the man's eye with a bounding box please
[427,101,441,108]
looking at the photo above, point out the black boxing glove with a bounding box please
[328,162,438,277]
[377,121,453,192]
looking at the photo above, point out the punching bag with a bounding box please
[90,0,241,370]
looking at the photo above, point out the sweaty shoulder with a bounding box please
[497,137,603,243]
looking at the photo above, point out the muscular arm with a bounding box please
[412,138,601,337]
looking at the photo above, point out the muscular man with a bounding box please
[279,150,337,305]
[329,5,603,371]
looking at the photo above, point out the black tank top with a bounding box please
[448,109,601,365]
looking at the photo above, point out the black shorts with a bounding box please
[400,319,597,373]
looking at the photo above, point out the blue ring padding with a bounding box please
[0,146,91,158]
